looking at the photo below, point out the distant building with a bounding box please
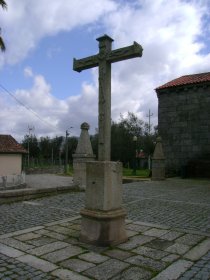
[0,135,27,176]
[156,72,210,177]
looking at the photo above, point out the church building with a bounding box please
[156,72,210,177]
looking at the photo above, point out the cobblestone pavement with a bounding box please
[0,178,209,235]
[0,216,209,279]
[0,178,209,279]
[123,178,210,234]
[179,251,210,280]
[0,253,57,279]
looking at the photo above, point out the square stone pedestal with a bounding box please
[80,161,128,246]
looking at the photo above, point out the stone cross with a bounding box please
[73,34,143,161]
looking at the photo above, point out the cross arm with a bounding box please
[73,55,99,72]
[107,41,143,63]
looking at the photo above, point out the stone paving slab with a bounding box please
[0,178,209,236]
[0,178,209,279]
[152,259,193,280]
[0,216,209,279]
[17,254,58,272]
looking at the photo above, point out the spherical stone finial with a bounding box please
[81,122,90,130]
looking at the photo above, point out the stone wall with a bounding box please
[157,84,210,175]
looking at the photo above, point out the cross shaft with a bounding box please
[73,34,143,161]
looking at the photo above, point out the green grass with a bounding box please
[64,165,74,176]
[123,168,150,177]
[25,164,150,178]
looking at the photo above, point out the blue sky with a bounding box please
[0,0,210,141]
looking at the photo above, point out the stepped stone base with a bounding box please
[79,161,127,246]
[80,208,127,246]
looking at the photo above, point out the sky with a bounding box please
[0,0,210,141]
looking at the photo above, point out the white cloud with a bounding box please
[1,0,210,140]
[0,69,99,141]
[0,71,67,140]
[24,67,33,77]
[1,0,117,67]
[98,0,210,125]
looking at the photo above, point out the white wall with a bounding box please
[0,154,22,176]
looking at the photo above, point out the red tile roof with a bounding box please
[0,135,27,154]
[156,72,210,91]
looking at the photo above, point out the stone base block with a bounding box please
[80,208,128,246]
[85,161,122,211]
[152,159,165,180]
[152,169,165,180]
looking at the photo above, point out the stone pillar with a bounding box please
[80,161,128,246]
[152,136,165,180]
[73,123,95,190]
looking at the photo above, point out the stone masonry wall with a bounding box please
[157,84,210,175]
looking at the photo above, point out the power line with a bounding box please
[0,83,59,132]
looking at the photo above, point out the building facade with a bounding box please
[0,135,27,176]
[156,72,210,176]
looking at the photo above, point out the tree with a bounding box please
[67,136,78,163]
[22,134,40,159]
[0,0,7,52]
[111,112,156,167]
[39,136,52,159]
[119,112,144,137]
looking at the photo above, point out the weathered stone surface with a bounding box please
[144,228,169,237]
[152,136,165,180]
[166,243,190,255]
[0,226,44,239]
[117,235,155,250]
[80,208,127,246]
[80,161,127,246]
[184,238,210,261]
[146,239,174,250]
[73,122,95,190]
[85,161,123,211]
[162,253,180,263]
[0,243,25,258]
[52,268,90,280]
[111,266,152,280]
[42,244,84,263]
[79,252,109,263]
[175,233,205,246]
[84,259,129,280]
[152,259,193,280]
[74,123,94,155]
[17,254,58,272]
[126,229,139,237]
[126,254,167,272]
[104,248,134,260]
[27,241,69,256]
[126,223,150,233]
[0,237,33,251]
[26,236,56,246]
[46,225,72,235]
[15,232,41,241]
[133,246,169,260]
[36,229,67,240]
[73,36,142,247]
[160,230,184,241]
[60,258,95,272]
[157,83,210,175]
[73,35,142,161]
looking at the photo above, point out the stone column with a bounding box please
[73,123,95,190]
[80,161,127,246]
[152,136,165,180]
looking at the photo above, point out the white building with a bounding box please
[0,135,27,176]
